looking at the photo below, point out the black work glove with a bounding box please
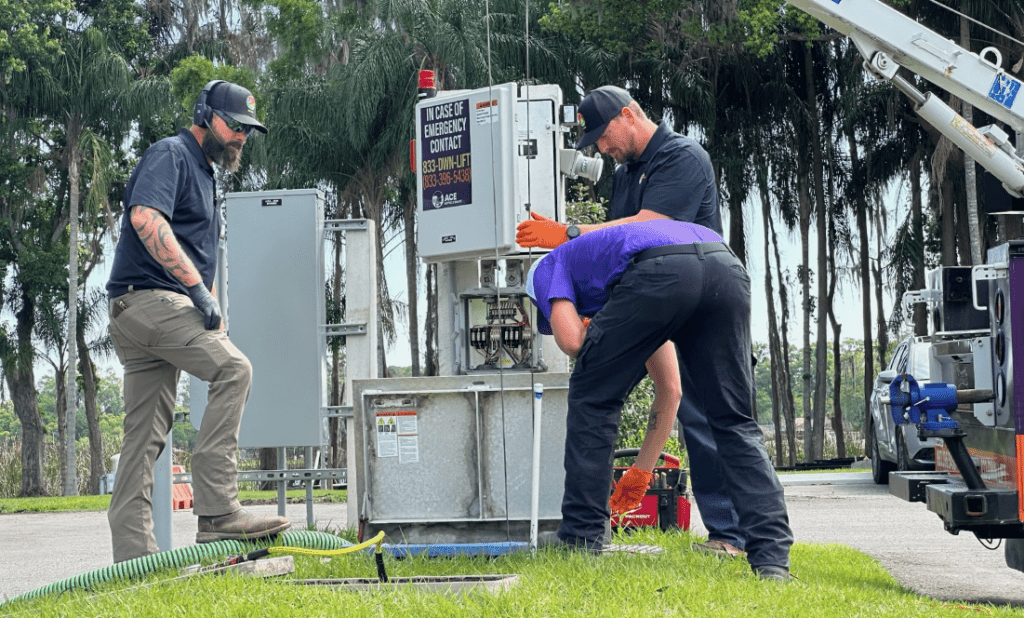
[186,283,222,330]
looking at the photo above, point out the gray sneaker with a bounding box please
[196,509,291,543]
[753,565,791,581]
[538,534,603,555]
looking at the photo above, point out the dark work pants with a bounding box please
[623,354,744,549]
[558,246,792,568]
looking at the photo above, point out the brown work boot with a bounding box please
[196,509,291,543]
[691,539,747,559]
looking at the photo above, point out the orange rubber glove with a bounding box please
[516,211,568,248]
[609,466,653,515]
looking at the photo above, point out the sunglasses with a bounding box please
[213,110,256,137]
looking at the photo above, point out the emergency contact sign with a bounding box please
[420,99,472,210]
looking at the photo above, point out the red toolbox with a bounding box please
[611,448,690,532]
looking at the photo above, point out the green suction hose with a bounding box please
[2,529,353,607]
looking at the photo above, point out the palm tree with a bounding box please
[35,28,168,494]
[34,300,72,491]
[76,289,116,494]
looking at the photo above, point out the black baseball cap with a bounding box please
[208,82,268,134]
[575,86,633,149]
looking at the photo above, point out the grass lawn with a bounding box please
[0,468,865,514]
[0,469,858,514]
[2,484,1022,616]
[1,527,1020,617]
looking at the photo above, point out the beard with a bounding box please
[201,129,244,173]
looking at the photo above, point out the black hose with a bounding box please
[375,551,389,583]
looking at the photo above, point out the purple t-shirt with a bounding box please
[530,220,723,331]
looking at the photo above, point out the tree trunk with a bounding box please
[759,177,785,466]
[330,229,344,469]
[827,274,846,459]
[77,317,104,494]
[774,219,798,466]
[56,366,68,492]
[65,116,80,496]
[911,149,928,336]
[940,169,957,266]
[370,201,388,379]
[961,10,982,266]
[873,218,889,372]
[404,189,421,376]
[954,174,971,265]
[728,191,746,266]
[770,206,798,466]
[219,0,229,37]
[954,171,970,263]
[8,294,48,496]
[798,157,813,463]
[823,161,847,460]
[425,263,439,377]
[805,45,829,462]
[378,328,389,378]
[849,133,874,458]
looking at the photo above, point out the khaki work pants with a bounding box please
[107,288,251,562]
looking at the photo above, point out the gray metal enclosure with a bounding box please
[354,372,570,543]
[191,189,326,448]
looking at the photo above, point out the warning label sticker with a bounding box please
[475,99,499,125]
[399,436,419,464]
[375,411,419,464]
[950,115,996,158]
[375,415,397,458]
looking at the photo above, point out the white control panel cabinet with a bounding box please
[416,83,566,262]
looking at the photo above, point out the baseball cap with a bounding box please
[207,82,268,134]
[575,86,633,149]
[525,258,552,335]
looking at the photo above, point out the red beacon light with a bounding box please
[418,70,436,99]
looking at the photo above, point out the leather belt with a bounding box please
[632,242,731,264]
[108,284,159,299]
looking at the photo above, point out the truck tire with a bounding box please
[871,421,896,485]
[1006,539,1024,573]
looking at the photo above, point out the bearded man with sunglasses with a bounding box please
[105,80,289,563]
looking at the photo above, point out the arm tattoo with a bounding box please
[131,205,203,287]
[646,409,659,433]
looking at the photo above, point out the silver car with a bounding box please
[869,335,938,484]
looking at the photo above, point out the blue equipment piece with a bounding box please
[888,374,960,432]
[381,542,529,558]
[887,374,989,490]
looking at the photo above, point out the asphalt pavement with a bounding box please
[3,471,1024,606]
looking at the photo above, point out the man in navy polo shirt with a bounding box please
[105,80,289,562]
[526,220,792,580]
[517,86,744,558]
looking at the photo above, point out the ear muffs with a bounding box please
[193,79,226,128]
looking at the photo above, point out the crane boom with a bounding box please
[785,0,1024,196]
